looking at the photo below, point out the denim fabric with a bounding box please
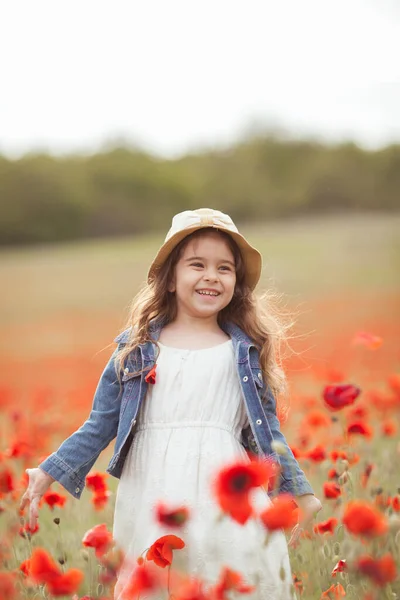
[39,320,314,499]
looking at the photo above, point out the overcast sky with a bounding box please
[1,0,399,159]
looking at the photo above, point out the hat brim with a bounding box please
[147,225,262,290]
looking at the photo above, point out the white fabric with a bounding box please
[113,341,293,599]
[166,208,238,241]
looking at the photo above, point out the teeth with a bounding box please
[198,290,219,296]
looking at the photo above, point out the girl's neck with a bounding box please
[159,315,229,348]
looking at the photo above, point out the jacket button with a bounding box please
[258,372,262,379]
[131,419,136,426]
[243,376,248,382]
[256,419,262,425]
[124,367,129,373]
[75,487,80,493]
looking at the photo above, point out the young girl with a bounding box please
[21,208,322,599]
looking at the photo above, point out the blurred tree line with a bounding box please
[0,136,399,246]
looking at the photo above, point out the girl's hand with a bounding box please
[288,494,322,548]
[19,468,56,530]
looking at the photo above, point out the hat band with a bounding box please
[200,215,214,226]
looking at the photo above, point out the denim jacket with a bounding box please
[39,320,314,500]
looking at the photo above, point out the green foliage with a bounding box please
[0,137,399,245]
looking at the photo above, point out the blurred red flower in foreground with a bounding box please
[213,566,255,597]
[173,578,209,600]
[82,523,113,558]
[352,331,383,350]
[155,502,190,528]
[214,460,275,525]
[356,553,397,587]
[260,494,299,531]
[147,534,185,568]
[342,500,388,538]
[120,562,161,599]
[42,491,67,510]
[323,482,341,499]
[0,572,16,600]
[29,547,83,596]
[323,384,361,411]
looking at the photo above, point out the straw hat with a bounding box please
[148,208,262,290]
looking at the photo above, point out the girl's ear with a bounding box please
[168,278,176,293]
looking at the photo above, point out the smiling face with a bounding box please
[169,231,237,322]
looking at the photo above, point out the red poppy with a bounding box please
[331,559,347,577]
[147,534,185,568]
[43,491,67,510]
[260,493,299,531]
[29,547,83,596]
[214,460,275,525]
[392,496,400,512]
[0,468,15,494]
[19,558,31,576]
[360,463,373,488]
[86,471,108,493]
[346,420,373,438]
[303,411,331,429]
[327,468,339,479]
[314,517,338,535]
[346,403,369,420]
[290,445,302,459]
[356,554,397,587]
[120,563,162,599]
[352,331,383,350]
[155,502,190,528]
[330,450,343,462]
[19,522,39,538]
[92,490,112,510]
[212,567,255,598]
[320,583,346,598]
[174,578,210,600]
[0,572,16,600]
[145,365,157,384]
[323,482,341,499]
[323,384,361,411]
[388,373,400,395]
[342,500,388,538]
[305,446,326,462]
[82,523,113,557]
[381,419,397,436]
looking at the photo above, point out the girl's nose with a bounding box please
[203,269,219,282]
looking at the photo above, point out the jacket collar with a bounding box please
[114,318,255,350]
[149,318,254,346]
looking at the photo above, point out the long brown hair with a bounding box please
[114,228,294,405]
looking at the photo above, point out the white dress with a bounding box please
[113,341,293,599]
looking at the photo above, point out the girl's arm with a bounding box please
[262,386,314,497]
[37,344,123,499]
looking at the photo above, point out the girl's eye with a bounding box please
[190,262,204,268]
[219,265,232,271]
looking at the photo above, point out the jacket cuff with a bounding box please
[278,475,314,496]
[39,454,85,499]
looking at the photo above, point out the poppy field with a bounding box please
[0,212,399,599]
